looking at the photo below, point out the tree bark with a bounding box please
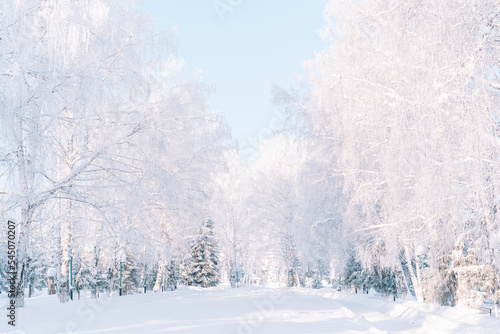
[153,264,164,292]
[404,246,423,303]
[58,209,71,303]
[91,242,100,299]
[15,206,32,308]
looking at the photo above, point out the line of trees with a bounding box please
[209,0,500,309]
[263,0,500,307]
[0,0,229,306]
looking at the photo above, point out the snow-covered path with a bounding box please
[1,287,498,334]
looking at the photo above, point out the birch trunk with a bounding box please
[58,201,71,303]
[404,246,424,303]
[15,142,33,308]
[14,207,31,308]
[91,229,101,299]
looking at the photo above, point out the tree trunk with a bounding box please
[399,257,412,296]
[59,209,71,303]
[91,242,100,299]
[153,264,164,291]
[14,141,33,308]
[90,284,97,299]
[15,207,32,308]
[404,246,424,302]
[48,276,56,295]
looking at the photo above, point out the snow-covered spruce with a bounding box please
[184,220,220,288]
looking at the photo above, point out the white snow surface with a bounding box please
[1,286,498,334]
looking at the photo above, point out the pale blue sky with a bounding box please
[142,1,328,157]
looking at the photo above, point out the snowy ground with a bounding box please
[0,286,498,334]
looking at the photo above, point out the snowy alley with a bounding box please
[1,287,499,334]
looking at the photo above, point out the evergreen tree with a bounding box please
[165,260,180,290]
[342,255,367,290]
[122,253,141,294]
[187,220,220,288]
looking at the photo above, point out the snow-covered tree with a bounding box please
[0,0,230,305]
[211,150,253,287]
[278,0,500,306]
[186,220,220,288]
